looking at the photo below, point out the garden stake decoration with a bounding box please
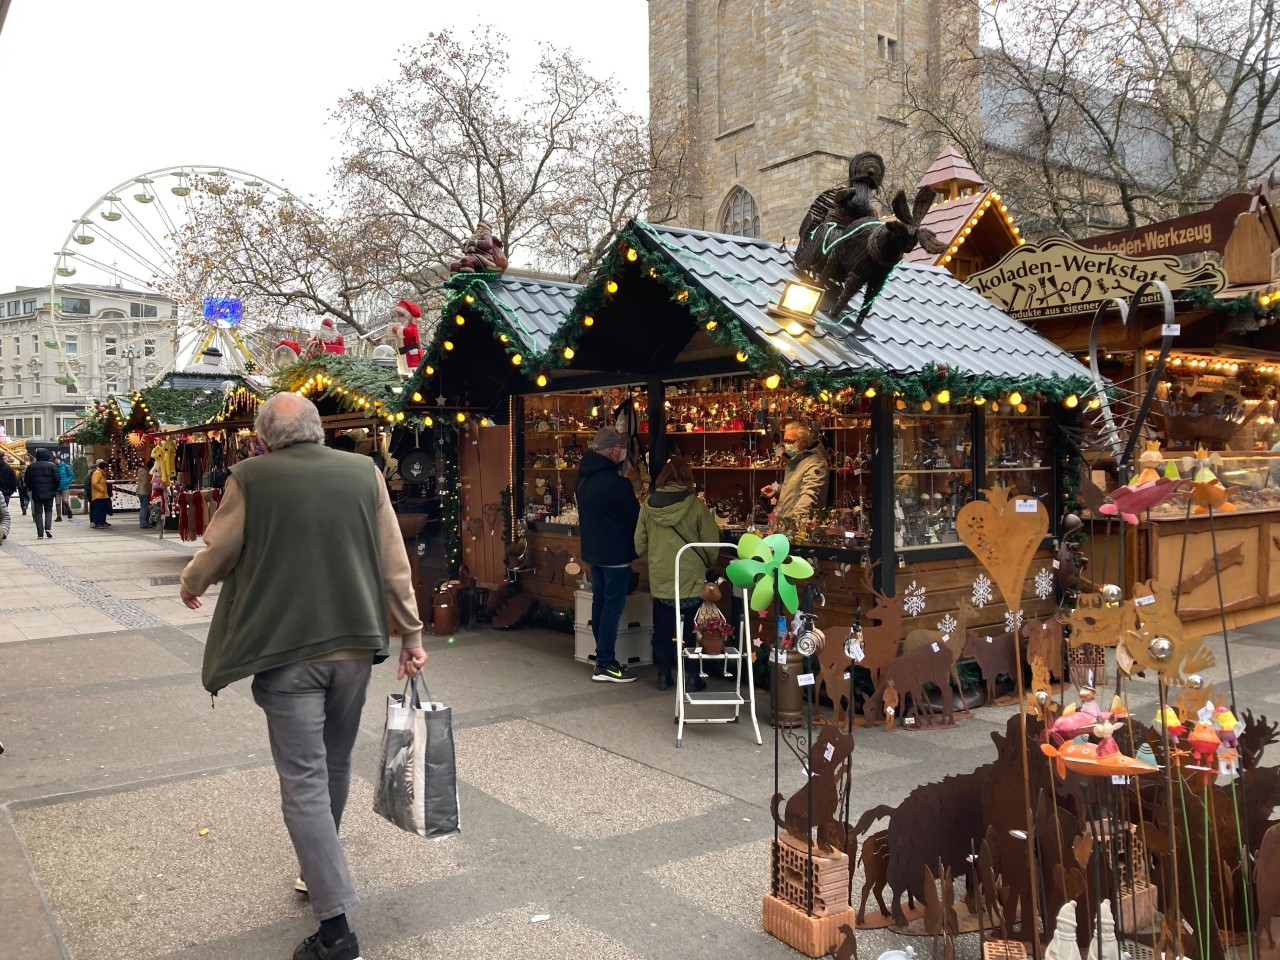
[726,532,815,614]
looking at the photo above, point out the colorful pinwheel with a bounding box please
[725,532,814,613]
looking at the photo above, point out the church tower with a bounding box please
[649,0,967,242]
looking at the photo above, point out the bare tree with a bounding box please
[883,0,1280,236]
[334,28,698,280]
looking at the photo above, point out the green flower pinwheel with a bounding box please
[725,532,814,614]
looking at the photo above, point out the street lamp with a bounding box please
[123,345,137,392]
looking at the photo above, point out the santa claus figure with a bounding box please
[390,300,424,377]
[450,222,508,274]
[273,338,302,368]
[305,317,346,357]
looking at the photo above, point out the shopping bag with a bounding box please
[373,674,460,838]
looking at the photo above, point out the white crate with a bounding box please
[574,625,653,667]
[573,588,652,631]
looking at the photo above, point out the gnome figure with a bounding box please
[390,300,423,376]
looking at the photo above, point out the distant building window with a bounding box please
[14,376,21,397]
[61,416,78,433]
[720,186,761,239]
[31,334,38,354]
[62,297,91,315]
[63,334,78,356]
[878,34,898,61]
[22,299,36,314]
[103,377,118,395]
[6,300,18,317]
[130,302,158,318]
[12,336,18,357]
[105,336,118,357]
[143,337,156,358]
[65,379,77,396]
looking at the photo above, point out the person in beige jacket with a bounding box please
[761,421,830,522]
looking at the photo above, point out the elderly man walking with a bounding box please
[180,392,426,960]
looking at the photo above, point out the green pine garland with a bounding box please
[1178,285,1279,333]
[136,387,225,429]
[272,354,407,421]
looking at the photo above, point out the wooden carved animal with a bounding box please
[962,630,1018,705]
[770,725,856,854]
[1255,822,1280,948]
[902,598,977,706]
[817,626,856,724]
[798,185,946,324]
[863,643,956,727]
[856,830,917,923]
[1023,616,1065,681]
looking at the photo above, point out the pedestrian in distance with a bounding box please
[24,449,59,540]
[55,453,74,522]
[179,392,426,960]
[634,457,718,691]
[17,461,30,516]
[0,493,10,546]
[136,459,152,528]
[575,425,641,683]
[88,460,112,528]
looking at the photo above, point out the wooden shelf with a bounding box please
[985,466,1050,472]
[668,428,769,435]
[896,413,970,420]
[893,468,971,474]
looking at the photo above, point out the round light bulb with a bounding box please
[536,374,548,388]
[511,354,523,366]
[456,412,466,423]
[412,391,423,403]
[443,341,454,351]
[1008,391,1022,406]
[921,400,932,411]
[1064,394,1079,409]
[625,247,638,262]
[425,365,435,375]
[605,280,619,294]
[455,314,465,326]
[583,315,594,327]
[563,346,575,360]
[936,389,951,404]
[736,351,749,363]
[706,321,718,331]
[764,374,781,390]
[864,387,876,398]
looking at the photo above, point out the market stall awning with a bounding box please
[459,273,581,356]
[623,221,1089,385]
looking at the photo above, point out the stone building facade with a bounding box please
[649,0,972,241]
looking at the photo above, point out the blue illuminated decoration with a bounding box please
[203,296,243,326]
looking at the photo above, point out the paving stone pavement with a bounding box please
[3,514,1280,959]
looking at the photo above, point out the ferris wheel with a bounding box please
[49,165,323,394]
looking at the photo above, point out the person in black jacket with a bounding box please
[0,459,16,509]
[24,449,59,540]
[576,426,641,683]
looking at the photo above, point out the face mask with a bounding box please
[783,443,800,457]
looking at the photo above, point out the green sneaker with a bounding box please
[592,662,637,683]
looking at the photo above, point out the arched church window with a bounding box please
[720,187,761,239]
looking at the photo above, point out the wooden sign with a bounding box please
[965,237,1227,320]
[1074,193,1250,259]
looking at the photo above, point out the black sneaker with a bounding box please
[592,662,637,683]
[293,930,362,960]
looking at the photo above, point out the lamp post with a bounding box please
[123,345,136,392]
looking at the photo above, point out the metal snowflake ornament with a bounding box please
[936,613,959,640]
[971,574,993,609]
[1034,567,1054,600]
[1004,608,1024,633]
[903,581,927,618]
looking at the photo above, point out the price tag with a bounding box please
[1015,499,1038,513]
[1052,559,1060,569]
[985,635,994,644]
[844,531,856,539]
[1197,700,1215,724]
[1111,775,1131,785]
[1162,323,1181,337]
[824,742,835,761]
[1135,594,1155,606]
[797,673,816,687]
[852,642,865,663]
[931,642,941,652]
[904,717,917,726]
[843,671,851,680]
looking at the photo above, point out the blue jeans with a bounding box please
[590,565,631,669]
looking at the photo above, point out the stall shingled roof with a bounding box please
[620,221,1089,387]
[460,273,582,356]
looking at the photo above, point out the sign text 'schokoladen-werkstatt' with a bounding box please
[964,237,1227,320]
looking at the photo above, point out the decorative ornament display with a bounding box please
[1004,608,1025,634]
[390,299,423,377]
[725,532,814,614]
[956,484,1049,618]
[971,573,993,609]
[306,317,346,357]
[903,580,927,618]
[1034,567,1054,600]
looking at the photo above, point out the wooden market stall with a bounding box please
[401,220,1094,663]
[917,160,1280,635]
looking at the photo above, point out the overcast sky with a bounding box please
[0,0,650,294]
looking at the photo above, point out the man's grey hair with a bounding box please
[256,393,324,449]
[784,421,816,445]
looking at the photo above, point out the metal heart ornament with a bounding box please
[956,484,1048,611]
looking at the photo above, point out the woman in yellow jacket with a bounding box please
[89,459,113,528]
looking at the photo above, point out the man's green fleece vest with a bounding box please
[202,443,389,693]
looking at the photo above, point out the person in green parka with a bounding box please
[635,457,720,690]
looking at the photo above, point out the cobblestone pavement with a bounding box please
[3,509,1280,959]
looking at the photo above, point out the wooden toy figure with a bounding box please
[1154,705,1187,747]
[1215,705,1240,750]
[1188,721,1221,774]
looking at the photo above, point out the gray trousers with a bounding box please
[251,658,372,921]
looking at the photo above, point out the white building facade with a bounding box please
[0,283,175,441]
